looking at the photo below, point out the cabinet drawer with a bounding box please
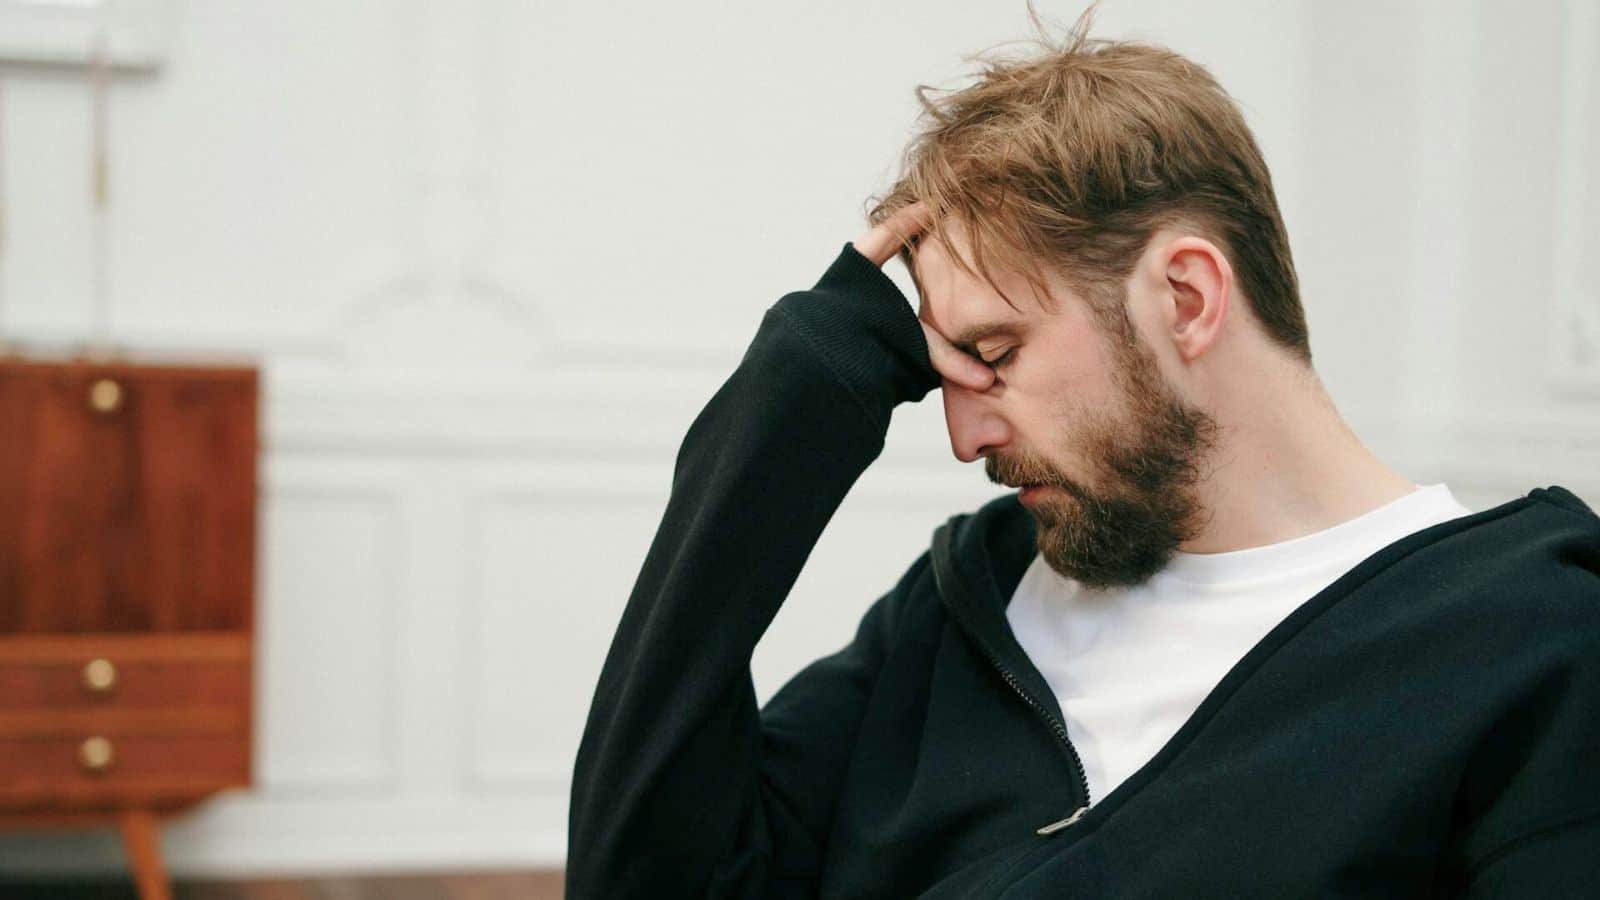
[0,733,249,806]
[0,633,250,712]
[0,656,249,712]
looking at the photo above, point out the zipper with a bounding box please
[930,541,1093,837]
[976,639,1094,836]
[1036,805,1088,835]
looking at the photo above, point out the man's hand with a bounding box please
[853,202,996,394]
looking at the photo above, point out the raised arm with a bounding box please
[565,206,989,898]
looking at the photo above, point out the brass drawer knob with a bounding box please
[82,658,117,693]
[79,736,115,773]
[88,378,123,414]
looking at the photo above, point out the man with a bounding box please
[566,7,1600,898]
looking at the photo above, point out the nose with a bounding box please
[941,377,1012,463]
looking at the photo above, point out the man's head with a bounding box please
[881,2,1314,588]
[911,220,1226,589]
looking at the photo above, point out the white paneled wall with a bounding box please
[0,0,1594,876]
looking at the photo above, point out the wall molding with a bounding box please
[254,474,408,796]
[1548,0,1600,391]
[455,478,668,794]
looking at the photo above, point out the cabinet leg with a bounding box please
[118,808,172,900]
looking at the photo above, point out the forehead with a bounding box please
[908,222,1059,342]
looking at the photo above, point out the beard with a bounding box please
[986,316,1221,589]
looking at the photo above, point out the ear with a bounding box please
[1157,236,1231,363]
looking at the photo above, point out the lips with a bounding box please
[1017,484,1057,505]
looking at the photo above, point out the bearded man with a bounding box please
[567,6,1600,897]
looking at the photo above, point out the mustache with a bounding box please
[985,455,1065,490]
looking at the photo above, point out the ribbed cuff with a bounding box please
[769,242,942,418]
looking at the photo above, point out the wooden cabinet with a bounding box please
[0,356,258,900]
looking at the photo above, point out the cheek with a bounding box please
[1036,355,1115,426]
[1022,365,1129,462]
[1033,319,1117,399]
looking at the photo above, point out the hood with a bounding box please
[931,490,1037,623]
[929,491,1061,716]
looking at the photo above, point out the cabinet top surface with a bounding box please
[0,353,259,379]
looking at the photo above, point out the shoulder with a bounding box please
[1415,484,1600,659]
[1526,484,1600,523]
[1405,484,1598,583]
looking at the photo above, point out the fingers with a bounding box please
[852,201,931,267]
[850,201,990,392]
[920,320,996,393]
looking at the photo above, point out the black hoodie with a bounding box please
[566,241,1600,898]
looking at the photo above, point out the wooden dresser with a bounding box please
[0,355,258,900]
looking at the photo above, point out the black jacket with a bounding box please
[566,241,1600,898]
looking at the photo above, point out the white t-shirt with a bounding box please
[1005,482,1473,804]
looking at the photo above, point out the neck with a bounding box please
[1179,358,1417,555]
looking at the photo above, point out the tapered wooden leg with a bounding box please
[118,808,172,900]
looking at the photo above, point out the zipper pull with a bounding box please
[1036,805,1088,835]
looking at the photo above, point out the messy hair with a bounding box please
[867,0,1312,367]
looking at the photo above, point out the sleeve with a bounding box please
[1445,547,1600,899]
[563,242,942,899]
[1457,814,1600,898]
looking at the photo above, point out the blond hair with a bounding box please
[869,0,1311,366]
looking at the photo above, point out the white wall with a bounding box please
[0,0,1594,876]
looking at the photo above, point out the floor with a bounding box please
[0,871,566,900]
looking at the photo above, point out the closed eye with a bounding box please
[983,347,1018,370]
